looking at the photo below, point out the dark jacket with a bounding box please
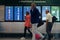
[30,7,41,24]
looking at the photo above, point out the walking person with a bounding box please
[24,11,32,39]
[43,10,53,40]
[30,3,44,40]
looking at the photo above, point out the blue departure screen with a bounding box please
[36,6,41,13]
[23,6,41,20]
[14,6,22,21]
[42,6,50,21]
[23,6,31,20]
[5,6,13,20]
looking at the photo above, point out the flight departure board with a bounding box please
[42,6,50,21]
[51,6,60,21]
[5,6,13,21]
[23,6,41,20]
[14,6,22,21]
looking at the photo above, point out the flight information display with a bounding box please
[14,6,22,21]
[23,6,41,20]
[42,6,50,21]
[51,6,60,21]
[5,6,60,22]
[23,6,30,17]
[36,6,41,13]
[5,6,13,21]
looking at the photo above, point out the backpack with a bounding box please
[52,16,57,23]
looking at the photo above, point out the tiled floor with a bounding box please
[0,38,60,40]
[0,38,31,40]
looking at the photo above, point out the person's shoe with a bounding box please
[47,38,51,40]
[20,37,26,40]
[42,38,45,40]
[51,35,53,38]
[42,36,45,40]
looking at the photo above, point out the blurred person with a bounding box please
[24,11,32,38]
[30,3,44,40]
[43,10,53,40]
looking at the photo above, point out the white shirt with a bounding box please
[46,13,52,22]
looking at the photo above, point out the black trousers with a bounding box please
[46,22,53,40]
[24,27,32,38]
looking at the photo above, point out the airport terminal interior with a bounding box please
[0,0,60,40]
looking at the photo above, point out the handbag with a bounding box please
[37,18,44,27]
[35,33,41,39]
